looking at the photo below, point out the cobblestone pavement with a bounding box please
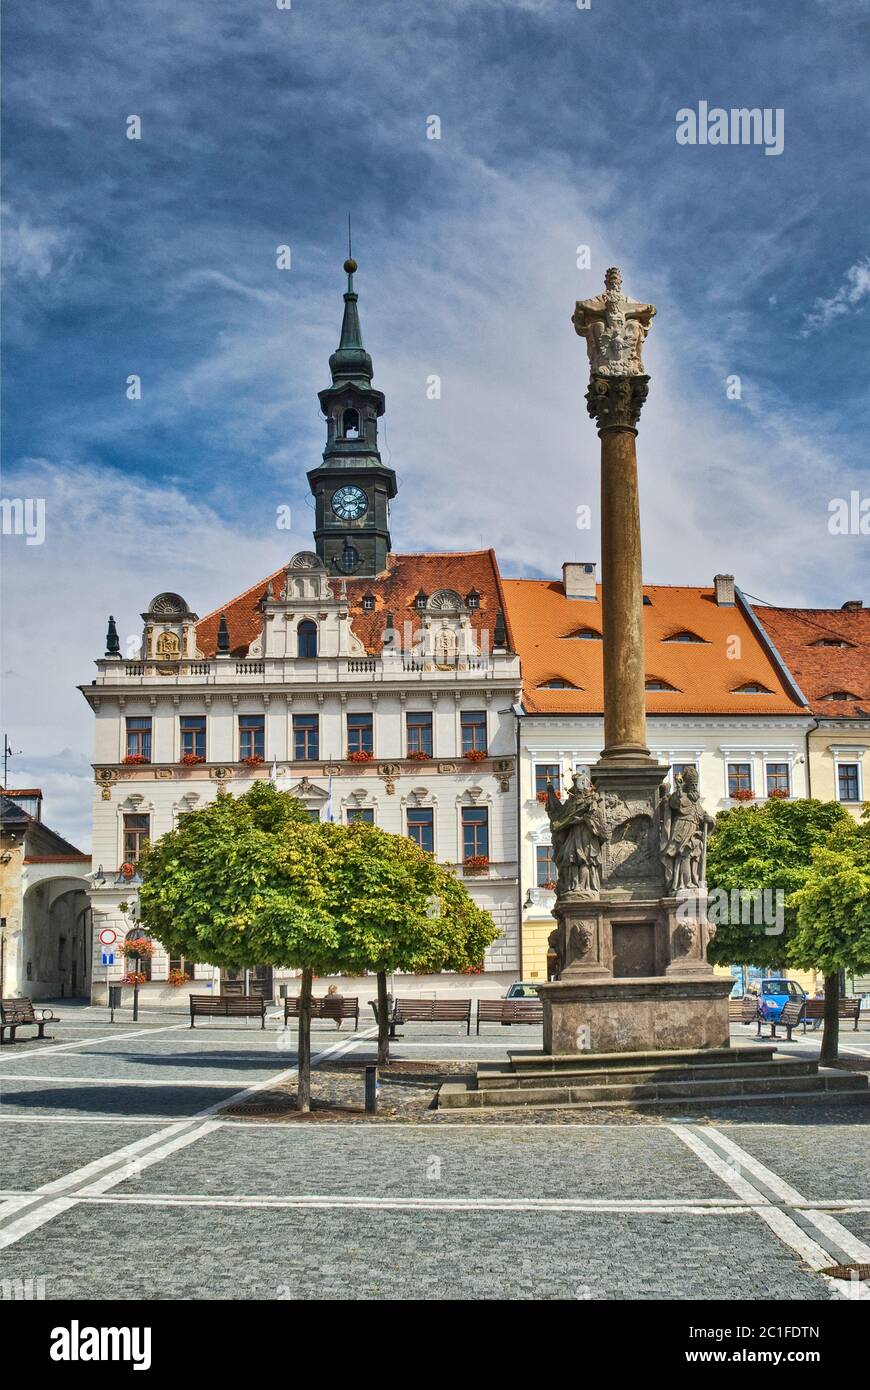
[1,1004,868,1300]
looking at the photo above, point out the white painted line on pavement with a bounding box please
[1,1022,192,1061]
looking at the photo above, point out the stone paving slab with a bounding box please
[0,1122,139,1190]
[0,1047,292,1086]
[722,1124,870,1202]
[0,1078,237,1119]
[835,1212,870,1243]
[2,1203,835,1300]
[112,1122,731,1199]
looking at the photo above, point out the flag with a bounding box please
[325,775,334,822]
[269,759,279,786]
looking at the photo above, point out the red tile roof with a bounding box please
[752,606,870,718]
[501,579,808,716]
[196,550,514,657]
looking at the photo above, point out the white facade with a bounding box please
[81,557,522,1001]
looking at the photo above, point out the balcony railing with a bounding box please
[98,653,516,686]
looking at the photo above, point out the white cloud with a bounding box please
[801,256,870,334]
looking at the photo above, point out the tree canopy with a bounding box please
[790,817,870,977]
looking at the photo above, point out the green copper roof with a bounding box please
[328,260,374,386]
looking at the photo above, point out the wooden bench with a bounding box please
[189,994,266,1028]
[728,997,759,1025]
[283,996,359,1030]
[802,997,862,1032]
[0,997,60,1044]
[756,997,804,1042]
[476,999,543,1033]
[371,997,472,1034]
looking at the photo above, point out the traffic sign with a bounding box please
[101,951,115,966]
[98,928,118,947]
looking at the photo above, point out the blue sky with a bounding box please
[2,0,869,844]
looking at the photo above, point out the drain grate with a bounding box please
[821,1263,870,1281]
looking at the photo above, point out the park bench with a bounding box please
[283,995,359,1030]
[0,997,60,1044]
[728,997,759,1026]
[476,998,543,1033]
[802,997,862,1033]
[756,997,804,1042]
[369,997,472,1034]
[189,994,266,1028]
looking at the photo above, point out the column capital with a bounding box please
[586,374,650,434]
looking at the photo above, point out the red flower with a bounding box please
[180,753,205,766]
[767,788,789,800]
[732,788,755,802]
[347,750,373,763]
[122,971,148,987]
[120,862,136,879]
[241,755,264,767]
[407,751,432,761]
[463,854,490,873]
[122,754,149,765]
[465,749,487,762]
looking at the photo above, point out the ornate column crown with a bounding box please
[572,267,656,431]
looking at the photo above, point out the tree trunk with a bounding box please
[297,967,313,1112]
[819,972,840,1066]
[377,969,390,1066]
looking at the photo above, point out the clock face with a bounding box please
[332,485,368,521]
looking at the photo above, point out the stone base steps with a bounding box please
[438,1047,869,1111]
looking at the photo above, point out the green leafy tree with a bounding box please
[706,798,851,971]
[790,818,870,1063]
[139,782,341,1110]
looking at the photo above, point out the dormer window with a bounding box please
[645,678,679,692]
[362,594,375,611]
[341,408,360,439]
[414,589,428,611]
[811,638,854,649]
[821,690,861,701]
[642,595,652,606]
[466,589,480,610]
[563,627,602,640]
[732,682,773,694]
[537,678,579,690]
[663,630,705,644]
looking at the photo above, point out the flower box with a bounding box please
[179,753,205,766]
[122,754,149,765]
[122,971,149,987]
[347,750,373,763]
[241,755,264,767]
[767,788,789,800]
[731,788,755,802]
[119,862,137,880]
[407,751,432,761]
[463,855,490,875]
[167,969,189,987]
[465,749,487,763]
[122,937,155,958]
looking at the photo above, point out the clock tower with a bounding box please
[308,256,397,578]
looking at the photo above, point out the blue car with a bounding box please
[756,978,807,1023]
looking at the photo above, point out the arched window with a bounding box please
[342,408,360,439]
[297,621,317,658]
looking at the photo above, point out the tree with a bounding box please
[139,782,342,1111]
[706,798,851,972]
[790,817,870,1063]
[317,822,499,1064]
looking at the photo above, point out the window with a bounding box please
[837,763,861,802]
[663,631,705,643]
[733,683,773,695]
[811,638,853,649]
[822,691,860,702]
[645,678,679,692]
[536,843,556,889]
[347,807,375,824]
[340,544,361,572]
[535,764,561,796]
[123,812,150,865]
[125,717,152,761]
[347,712,373,755]
[407,807,434,853]
[414,589,428,610]
[180,716,206,759]
[537,678,578,690]
[297,621,317,658]
[564,627,602,640]
[307,808,321,822]
[671,761,698,789]
[362,594,375,611]
[465,589,480,610]
[341,408,360,438]
[460,710,487,754]
[727,762,752,796]
[406,711,433,756]
[239,715,265,760]
[169,956,196,980]
[766,762,790,797]
[293,714,319,761]
[462,806,489,860]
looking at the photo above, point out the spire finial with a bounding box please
[343,214,357,280]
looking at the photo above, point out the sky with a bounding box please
[2,0,869,847]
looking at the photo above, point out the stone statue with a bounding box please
[546,773,611,895]
[572,267,656,377]
[659,766,715,894]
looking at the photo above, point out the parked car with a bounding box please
[756,978,807,1023]
[505,981,541,999]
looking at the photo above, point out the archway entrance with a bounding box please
[22,882,92,1000]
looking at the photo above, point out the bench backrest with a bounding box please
[0,997,37,1024]
[728,998,758,1021]
[478,999,543,1021]
[395,998,471,1021]
[284,996,358,1018]
[779,999,805,1027]
[805,997,861,1019]
[190,994,264,1014]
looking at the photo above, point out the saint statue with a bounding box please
[572,267,657,377]
[545,773,610,895]
[659,766,715,894]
